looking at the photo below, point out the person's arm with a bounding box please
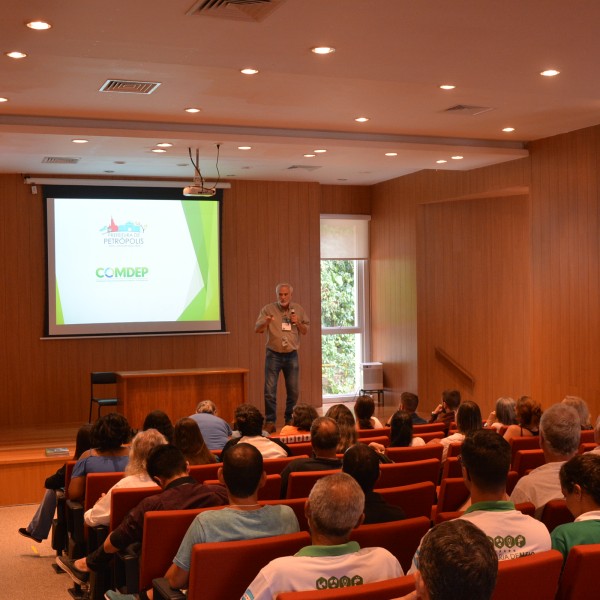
[290,308,308,335]
[68,476,86,501]
[166,563,189,590]
[255,309,274,333]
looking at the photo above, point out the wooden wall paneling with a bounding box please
[416,195,531,415]
[319,185,371,214]
[0,176,329,430]
[529,126,600,416]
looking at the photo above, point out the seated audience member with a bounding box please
[188,400,231,451]
[343,443,406,524]
[387,392,427,426]
[484,396,518,431]
[280,416,343,498]
[172,417,216,465]
[401,520,498,600]
[503,396,542,443]
[510,403,581,518]
[279,402,319,440]
[55,444,228,585]
[68,413,132,501]
[223,404,291,458]
[354,394,384,430]
[142,410,174,443]
[562,395,593,430]
[457,429,550,559]
[428,400,482,461]
[429,389,461,427]
[84,428,167,527]
[242,473,403,599]
[18,424,92,543]
[389,410,425,447]
[551,453,600,561]
[325,404,358,453]
[588,416,600,455]
[155,443,300,596]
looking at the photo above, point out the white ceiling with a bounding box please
[1,0,599,186]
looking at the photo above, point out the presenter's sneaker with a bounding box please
[264,421,276,433]
[18,527,43,543]
[55,555,90,585]
[104,591,139,600]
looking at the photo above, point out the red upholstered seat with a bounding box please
[378,458,441,488]
[556,543,600,600]
[274,574,416,599]
[375,481,436,519]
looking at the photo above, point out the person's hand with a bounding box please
[290,312,299,325]
[368,442,386,455]
[486,410,496,426]
[264,315,274,325]
[432,403,444,415]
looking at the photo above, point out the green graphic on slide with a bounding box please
[179,201,220,321]
[56,280,65,325]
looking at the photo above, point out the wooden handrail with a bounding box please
[434,347,475,386]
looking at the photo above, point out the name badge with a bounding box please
[282,321,292,331]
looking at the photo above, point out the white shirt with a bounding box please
[84,472,158,527]
[242,543,402,600]
[509,461,565,518]
[440,432,465,461]
[238,435,289,459]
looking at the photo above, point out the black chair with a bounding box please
[89,372,119,422]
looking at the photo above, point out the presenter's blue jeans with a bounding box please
[264,349,299,423]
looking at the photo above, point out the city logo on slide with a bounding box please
[100,217,146,245]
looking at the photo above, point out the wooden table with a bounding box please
[116,368,249,429]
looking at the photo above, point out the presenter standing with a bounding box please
[255,283,309,432]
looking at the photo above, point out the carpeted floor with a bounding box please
[1,503,74,599]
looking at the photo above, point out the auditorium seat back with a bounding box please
[349,516,430,573]
[286,470,341,499]
[540,498,574,533]
[556,543,600,600]
[385,444,443,463]
[274,574,416,599]
[378,458,440,488]
[178,531,311,600]
[375,481,435,519]
[492,549,563,600]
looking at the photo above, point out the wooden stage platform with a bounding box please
[0,423,80,506]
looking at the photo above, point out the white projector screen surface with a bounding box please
[45,186,223,336]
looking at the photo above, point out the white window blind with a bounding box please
[320,215,370,259]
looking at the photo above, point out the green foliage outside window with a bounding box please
[321,260,358,395]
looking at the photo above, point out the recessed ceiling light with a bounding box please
[439,84,456,90]
[313,149,327,153]
[502,127,515,133]
[185,107,201,113]
[0,97,8,103]
[156,142,172,148]
[237,146,252,150]
[104,170,115,174]
[177,163,188,167]
[303,154,316,158]
[355,117,369,122]
[240,68,259,75]
[385,152,398,157]
[114,161,126,164]
[72,139,88,144]
[540,69,560,77]
[451,155,463,160]
[311,46,335,55]
[436,159,447,164]
[337,178,348,181]
[26,21,51,30]
[152,148,167,153]
[6,51,27,59]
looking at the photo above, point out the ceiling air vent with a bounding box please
[42,156,80,164]
[444,104,495,116]
[287,165,321,172]
[187,0,285,22]
[99,80,161,94]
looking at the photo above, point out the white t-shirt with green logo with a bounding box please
[242,542,402,600]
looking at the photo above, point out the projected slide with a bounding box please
[46,191,222,336]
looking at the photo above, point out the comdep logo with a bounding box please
[100,217,146,246]
[96,267,149,280]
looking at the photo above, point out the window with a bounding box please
[320,216,370,398]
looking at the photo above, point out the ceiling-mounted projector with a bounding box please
[184,146,220,198]
[183,185,216,197]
